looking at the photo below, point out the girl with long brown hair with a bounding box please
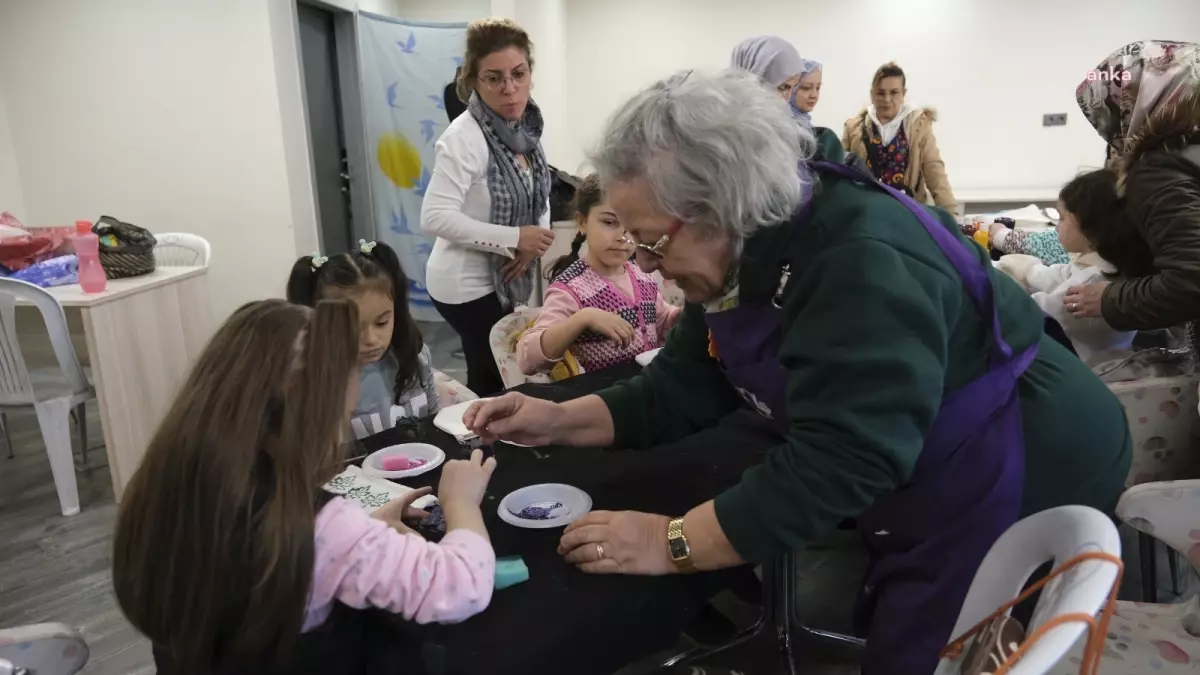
[112,299,497,675]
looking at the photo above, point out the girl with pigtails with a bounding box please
[516,175,681,376]
[287,240,453,440]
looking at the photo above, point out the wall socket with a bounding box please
[1043,113,1068,127]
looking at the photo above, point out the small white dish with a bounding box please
[362,443,445,479]
[433,399,480,438]
[498,483,592,529]
[635,348,662,367]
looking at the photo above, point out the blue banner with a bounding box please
[358,13,466,321]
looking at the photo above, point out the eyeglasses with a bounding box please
[478,69,530,92]
[624,221,683,259]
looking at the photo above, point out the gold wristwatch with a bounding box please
[667,517,695,572]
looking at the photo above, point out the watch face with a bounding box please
[668,536,689,560]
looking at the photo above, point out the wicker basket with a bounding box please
[94,216,157,279]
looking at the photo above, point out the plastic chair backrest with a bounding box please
[935,505,1121,675]
[1119,479,1200,562]
[489,306,544,389]
[0,279,90,406]
[153,232,211,267]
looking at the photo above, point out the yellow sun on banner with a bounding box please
[377,133,422,188]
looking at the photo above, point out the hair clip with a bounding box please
[358,239,377,255]
[311,253,328,271]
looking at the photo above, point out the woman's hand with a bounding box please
[1064,282,1109,319]
[500,249,538,283]
[371,486,435,535]
[463,393,564,446]
[579,308,636,348]
[557,511,675,575]
[437,449,498,510]
[517,226,555,256]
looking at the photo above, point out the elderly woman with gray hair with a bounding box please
[465,70,1129,673]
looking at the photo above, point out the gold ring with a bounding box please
[596,543,605,560]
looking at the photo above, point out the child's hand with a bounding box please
[438,449,498,511]
[580,308,636,348]
[988,222,1011,249]
[372,486,434,535]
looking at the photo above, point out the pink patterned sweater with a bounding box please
[303,497,495,631]
[518,260,681,374]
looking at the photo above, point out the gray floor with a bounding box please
[0,320,1180,675]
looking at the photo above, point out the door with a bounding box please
[298,3,353,254]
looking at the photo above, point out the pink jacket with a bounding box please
[518,265,681,374]
[303,497,495,631]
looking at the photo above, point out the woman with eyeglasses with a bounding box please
[463,70,1130,674]
[421,17,555,396]
[842,62,956,211]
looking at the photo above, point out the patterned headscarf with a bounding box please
[1077,40,1200,155]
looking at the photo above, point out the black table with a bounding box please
[358,364,776,675]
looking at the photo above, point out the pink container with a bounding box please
[74,221,107,293]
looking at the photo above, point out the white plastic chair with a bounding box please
[1047,480,1200,672]
[488,306,586,389]
[0,279,96,516]
[0,623,89,674]
[153,232,211,267]
[936,505,1122,675]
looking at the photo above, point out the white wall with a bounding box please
[562,0,1200,190]
[376,0,491,22]
[0,85,25,220]
[506,0,569,172]
[0,0,305,320]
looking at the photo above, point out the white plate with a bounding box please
[433,399,480,438]
[498,483,592,529]
[362,443,445,479]
[635,348,662,367]
[434,398,537,447]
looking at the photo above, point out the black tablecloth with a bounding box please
[358,364,776,675]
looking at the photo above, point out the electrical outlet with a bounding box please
[1043,113,1067,126]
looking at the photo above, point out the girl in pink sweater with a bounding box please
[112,299,497,674]
[518,175,681,375]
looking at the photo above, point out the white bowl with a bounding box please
[362,443,445,479]
[498,483,592,529]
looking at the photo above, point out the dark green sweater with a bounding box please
[596,160,1132,564]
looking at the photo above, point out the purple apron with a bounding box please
[704,161,1037,674]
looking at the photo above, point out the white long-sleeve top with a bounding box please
[999,252,1136,366]
[420,112,551,305]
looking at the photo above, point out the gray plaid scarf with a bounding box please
[467,92,551,311]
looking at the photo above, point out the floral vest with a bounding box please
[548,259,661,372]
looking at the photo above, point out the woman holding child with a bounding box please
[1063,40,1200,332]
[466,69,1131,674]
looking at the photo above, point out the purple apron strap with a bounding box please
[811,161,1014,364]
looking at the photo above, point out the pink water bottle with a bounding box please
[74,220,107,293]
